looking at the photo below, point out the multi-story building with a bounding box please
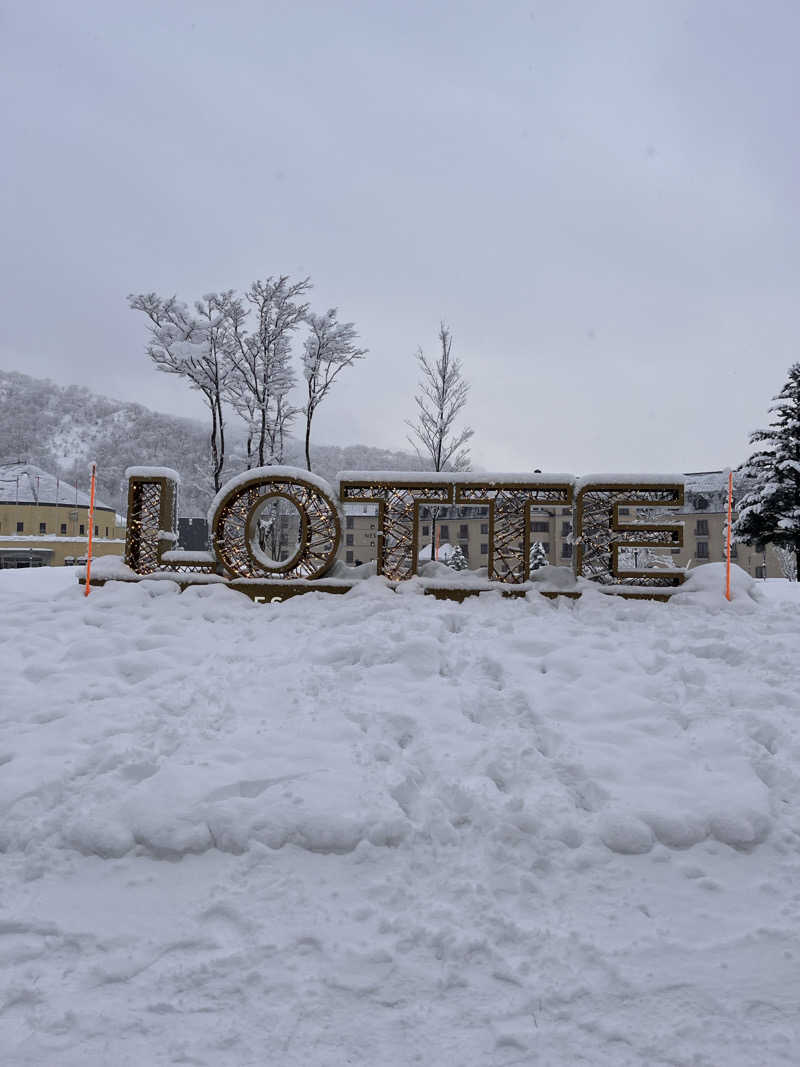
[341,502,380,566]
[337,472,787,580]
[671,471,783,578]
[0,463,126,568]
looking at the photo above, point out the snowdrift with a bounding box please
[1,567,799,1065]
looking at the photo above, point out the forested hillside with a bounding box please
[0,371,424,515]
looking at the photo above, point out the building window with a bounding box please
[480,542,488,554]
[79,524,85,535]
[346,516,354,529]
[16,521,23,533]
[105,526,109,537]
[346,550,353,563]
[459,542,469,559]
[562,508,571,515]
[440,525,449,539]
[94,525,98,536]
[39,522,47,534]
[532,521,549,532]
[730,543,738,558]
[60,523,67,535]
[696,541,709,558]
[459,524,468,539]
[480,523,488,535]
[346,534,354,546]
[561,543,573,558]
[695,519,709,536]
[422,524,430,536]
[562,521,572,536]
[619,508,630,515]
[542,542,550,553]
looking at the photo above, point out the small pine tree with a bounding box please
[733,362,800,580]
[529,541,548,573]
[447,544,470,571]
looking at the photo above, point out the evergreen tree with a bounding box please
[733,362,800,580]
[529,541,548,573]
[446,544,470,571]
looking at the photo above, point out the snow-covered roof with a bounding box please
[684,471,735,492]
[0,463,114,510]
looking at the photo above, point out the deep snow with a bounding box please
[1,567,799,1065]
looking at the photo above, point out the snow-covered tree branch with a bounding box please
[302,309,367,472]
[230,276,311,467]
[128,291,240,491]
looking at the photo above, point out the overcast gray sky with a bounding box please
[2,0,799,474]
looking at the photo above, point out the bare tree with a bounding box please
[229,276,311,467]
[406,322,473,558]
[128,291,239,491]
[302,309,367,471]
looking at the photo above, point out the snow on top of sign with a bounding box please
[576,473,685,490]
[206,465,340,527]
[124,466,181,483]
[338,470,576,488]
[0,462,114,509]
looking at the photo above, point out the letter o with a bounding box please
[209,468,341,580]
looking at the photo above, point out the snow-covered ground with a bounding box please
[1,566,799,1066]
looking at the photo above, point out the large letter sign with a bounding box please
[121,465,686,598]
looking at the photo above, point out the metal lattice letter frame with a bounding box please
[575,483,685,586]
[339,481,454,580]
[125,475,179,575]
[211,473,341,580]
[455,482,575,583]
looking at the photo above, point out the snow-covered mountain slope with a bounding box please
[0,370,212,516]
[1,568,799,1065]
[0,370,424,517]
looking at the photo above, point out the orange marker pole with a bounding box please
[725,469,733,601]
[85,462,97,596]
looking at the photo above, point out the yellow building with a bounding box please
[0,463,126,568]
